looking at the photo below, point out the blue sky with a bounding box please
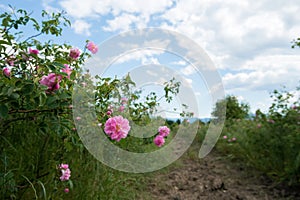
[1,0,300,118]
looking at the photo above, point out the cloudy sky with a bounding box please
[1,0,300,117]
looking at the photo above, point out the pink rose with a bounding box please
[158,126,170,137]
[121,97,128,105]
[118,105,125,112]
[29,48,39,55]
[60,168,71,181]
[59,164,69,169]
[64,188,70,193]
[3,67,10,77]
[86,41,98,54]
[154,135,165,147]
[39,73,62,91]
[104,116,130,142]
[69,48,80,59]
[62,64,72,79]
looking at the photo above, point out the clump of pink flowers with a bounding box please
[154,126,170,147]
[86,41,98,54]
[59,163,71,181]
[104,115,131,141]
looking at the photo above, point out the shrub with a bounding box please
[217,86,300,185]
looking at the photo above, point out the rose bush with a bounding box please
[0,7,192,199]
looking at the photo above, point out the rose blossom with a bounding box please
[154,135,165,147]
[29,48,39,55]
[60,168,71,181]
[86,41,98,54]
[59,164,69,169]
[76,116,81,121]
[158,126,170,137]
[3,67,10,77]
[64,188,70,193]
[107,110,112,116]
[69,48,80,59]
[104,116,130,141]
[118,105,125,112]
[62,64,72,79]
[121,97,128,105]
[6,56,15,66]
[39,73,62,91]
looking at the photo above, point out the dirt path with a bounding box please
[144,150,300,200]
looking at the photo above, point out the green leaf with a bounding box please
[9,93,19,100]
[53,61,65,69]
[39,93,47,106]
[46,96,57,106]
[0,104,9,118]
[22,84,34,95]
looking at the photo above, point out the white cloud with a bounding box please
[180,64,196,76]
[141,57,160,65]
[160,0,300,69]
[103,13,148,32]
[72,20,91,36]
[59,0,108,19]
[114,49,164,64]
[57,0,174,33]
[59,0,174,18]
[171,60,187,66]
[42,0,60,13]
[223,54,300,91]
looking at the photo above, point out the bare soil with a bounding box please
[143,149,300,200]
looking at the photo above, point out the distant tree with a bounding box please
[292,37,300,48]
[212,95,250,121]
